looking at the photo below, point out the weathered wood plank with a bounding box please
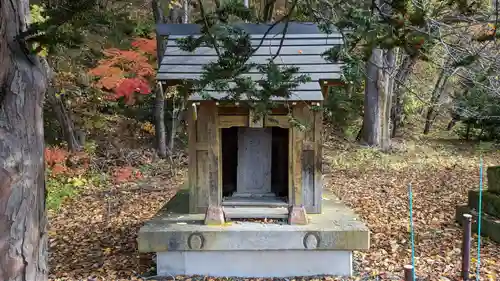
[188,103,198,213]
[249,109,263,128]
[166,46,330,56]
[196,150,210,212]
[235,128,273,196]
[160,54,340,65]
[288,121,294,205]
[159,64,342,74]
[157,22,343,38]
[218,106,249,115]
[195,142,208,150]
[302,150,315,213]
[313,110,323,214]
[264,115,290,128]
[167,38,343,47]
[218,115,248,128]
[157,72,340,82]
[291,105,307,206]
[222,197,288,207]
[189,91,325,101]
[302,141,314,150]
[223,206,288,219]
[203,102,220,207]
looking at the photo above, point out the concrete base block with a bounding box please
[288,205,309,225]
[204,206,225,225]
[468,190,500,217]
[156,250,352,277]
[456,205,500,243]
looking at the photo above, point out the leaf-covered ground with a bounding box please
[48,137,500,281]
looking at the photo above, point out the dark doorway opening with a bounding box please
[221,127,289,200]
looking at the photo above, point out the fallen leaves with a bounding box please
[48,161,183,280]
[326,138,500,280]
[47,137,500,281]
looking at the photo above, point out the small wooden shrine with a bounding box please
[157,22,343,224]
[138,22,369,278]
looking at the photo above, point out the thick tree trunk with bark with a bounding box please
[361,49,383,146]
[0,1,49,280]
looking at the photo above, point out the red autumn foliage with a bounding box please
[131,37,157,58]
[114,78,151,104]
[112,166,143,184]
[45,147,69,167]
[88,38,157,104]
[45,147,90,177]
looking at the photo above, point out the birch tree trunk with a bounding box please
[0,0,49,280]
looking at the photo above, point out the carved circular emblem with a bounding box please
[303,232,320,249]
[188,232,205,250]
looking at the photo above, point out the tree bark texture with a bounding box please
[390,55,416,138]
[152,0,168,158]
[380,48,396,151]
[361,49,383,146]
[0,0,49,280]
[155,84,167,158]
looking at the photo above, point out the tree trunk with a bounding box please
[423,68,449,135]
[45,87,82,152]
[391,55,416,138]
[152,0,168,158]
[155,84,167,158]
[0,1,49,280]
[447,118,457,131]
[361,48,383,146]
[380,48,396,151]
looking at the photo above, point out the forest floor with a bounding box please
[47,129,500,281]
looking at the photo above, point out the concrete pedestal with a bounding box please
[138,189,370,278]
[157,250,352,277]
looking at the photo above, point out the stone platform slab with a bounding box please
[138,189,370,252]
[157,250,352,277]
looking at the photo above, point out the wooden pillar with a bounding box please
[289,103,322,215]
[188,101,221,214]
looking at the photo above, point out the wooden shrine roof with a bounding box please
[156,22,344,101]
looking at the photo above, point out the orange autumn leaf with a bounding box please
[96,74,124,90]
[133,62,155,77]
[112,77,151,104]
[131,37,157,57]
[89,65,124,77]
[117,50,148,63]
[102,48,122,57]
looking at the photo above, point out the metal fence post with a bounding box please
[404,265,414,281]
[462,213,472,281]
